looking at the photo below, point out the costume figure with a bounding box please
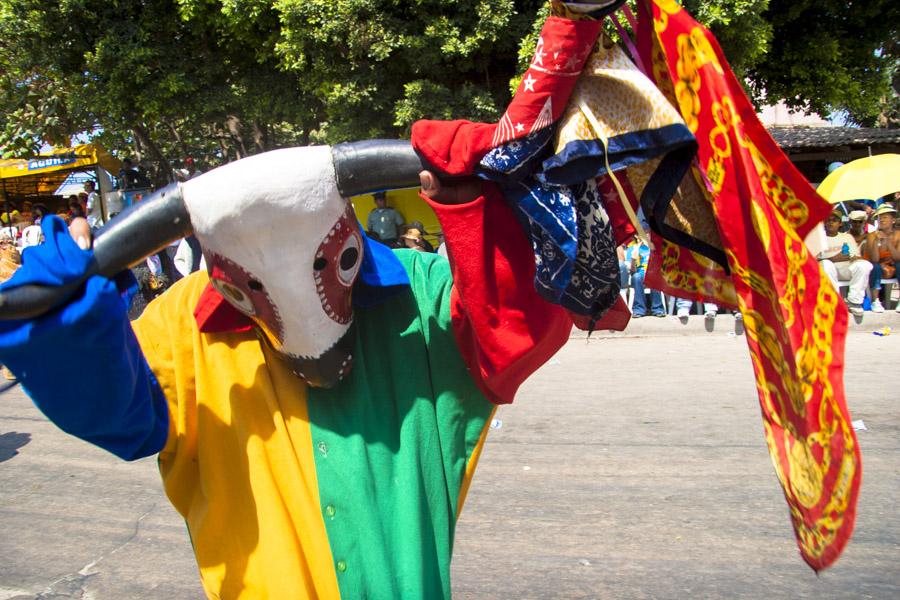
[0,2,862,596]
[0,143,571,597]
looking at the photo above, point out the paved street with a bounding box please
[1,316,898,599]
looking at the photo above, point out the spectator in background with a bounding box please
[366,192,404,246]
[174,235,206,278]
[617,244,629,297]
[20,214,43,249]
[174,157,201,182]
[848,211,870,247]
[31,204,49,223]
[68,199,86,220]
[676,297,719,321]
[128,255,170,320]
[0,215,18,242]
[12,216,30,248]
[818,209,872,316]
[84,180,103,229]
[0,229,20,278]
[399,227,427,252]
[0,210,20,228]
[407,221,435,252]
[863,204,900,313]
[626,238,665,318]
[118,158,152,190]
[436,232,448,259]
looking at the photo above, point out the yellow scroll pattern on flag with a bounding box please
[639,0,860,569]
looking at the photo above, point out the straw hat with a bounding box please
[873,204,897,218]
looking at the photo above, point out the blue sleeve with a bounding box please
[0,216,168,460]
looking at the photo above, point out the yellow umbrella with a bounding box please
[816,153,900,203]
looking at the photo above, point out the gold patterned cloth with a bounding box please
[541,33,724,268]
[635,0,859,571]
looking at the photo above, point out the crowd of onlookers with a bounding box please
[817,200,900,315]
[616,198,900,323]
[0,184,96,251]
[2,186,897,327]
[0,176,206,322]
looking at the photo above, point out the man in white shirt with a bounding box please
[817,209,872,316]
[83,180,103,229]
[20,223,42,249]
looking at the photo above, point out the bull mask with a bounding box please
[0,140,426,388]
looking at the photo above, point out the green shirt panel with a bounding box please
[308,249,494,599]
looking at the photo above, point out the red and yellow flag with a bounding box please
[635,0,860,570]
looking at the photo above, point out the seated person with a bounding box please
[675,298,717,320]
[863,204,900,313]
[407,221,436,252]
[848,210,870,247]
[399,226,428,252]
[817,209,872,316]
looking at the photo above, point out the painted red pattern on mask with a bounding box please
[207,253,285,342]
[314,205,362,325]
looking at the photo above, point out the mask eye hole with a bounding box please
[248,278,264,291]
[211,279,256,315]
[313,257,328,271]
[340,247,359,271]
[337,234,362,286]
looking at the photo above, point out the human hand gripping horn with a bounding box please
[0,140,429,320]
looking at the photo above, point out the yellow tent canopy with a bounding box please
[0,143,122,197]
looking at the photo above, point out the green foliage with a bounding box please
[0,0,895,180]
[682,0,772,80]
[274,0,542,140]
[747,0,899,125]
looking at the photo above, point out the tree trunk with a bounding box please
[133,123,173,186]
[251,120,268,153]
[165,119,191,160]
[225,115,247,159]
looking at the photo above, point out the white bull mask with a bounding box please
[182,146,364,388]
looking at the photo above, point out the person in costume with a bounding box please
[0,151,571,598]
[1,6,642,593]
[0,0,863,591]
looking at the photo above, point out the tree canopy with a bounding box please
[0,0,896,182]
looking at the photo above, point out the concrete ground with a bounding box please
[1,314,898,599]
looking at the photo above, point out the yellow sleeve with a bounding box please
[131,272,209,459]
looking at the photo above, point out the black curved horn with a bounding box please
[332,140,427,197]
[0,184,191,320]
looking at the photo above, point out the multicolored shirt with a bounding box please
[132,188,571,598]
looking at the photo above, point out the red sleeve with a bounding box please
[424,183,572,405]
